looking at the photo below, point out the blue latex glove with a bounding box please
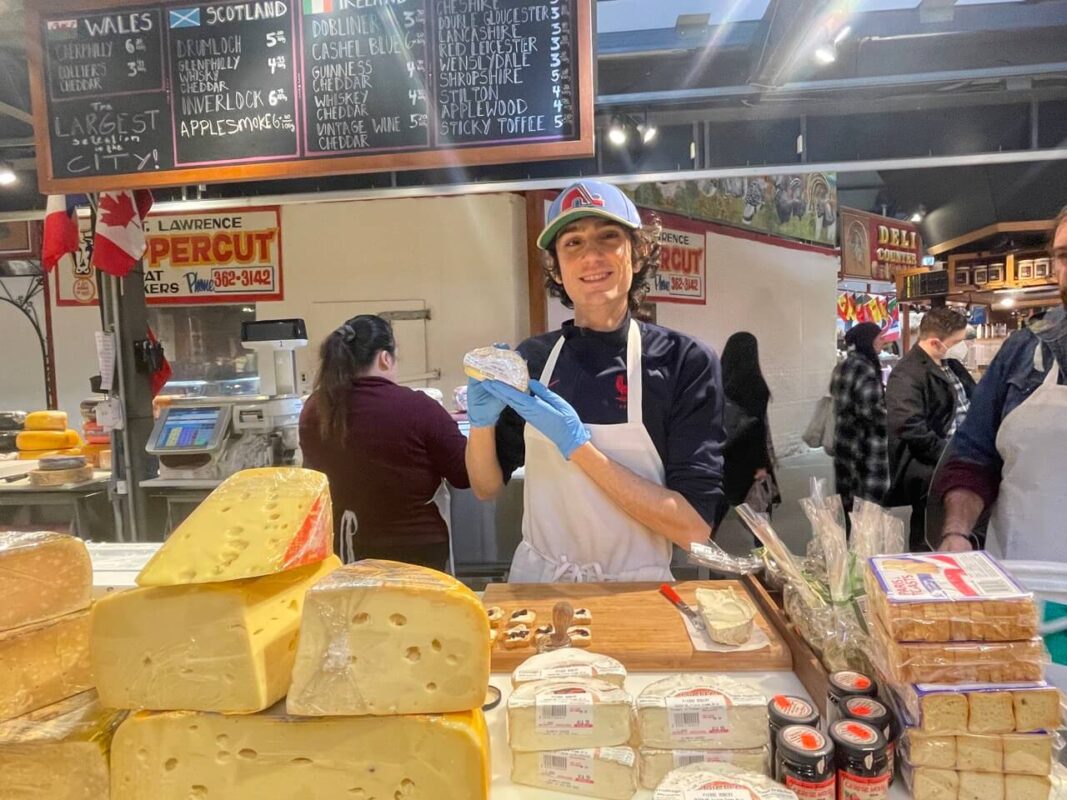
[484,379,591,459]
[466,377,507,428]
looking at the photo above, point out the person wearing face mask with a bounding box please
[300,315,470,569]
[885,307,975,551]
[464,180,725,582]
[932,208,1067,560]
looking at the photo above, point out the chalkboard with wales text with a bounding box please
[27,0,594,193]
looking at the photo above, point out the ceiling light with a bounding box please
[910,205,927,223]
[814,44,837,64]
[999,296,1016,309]
[833,25,852,45]
[641,124,658,144]
[0,162,17,186]
[607,121,628,147]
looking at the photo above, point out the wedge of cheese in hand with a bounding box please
[92,557,340,713]
[110,706,490,800]
[0,611,93,723]
[0,691,126,800]
[0,532,91,632]
[136,468,334,586]
[286,560,490,716]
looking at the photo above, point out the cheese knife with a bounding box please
[659,584,709,634]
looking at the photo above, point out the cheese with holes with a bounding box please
[16,430,81,452]
[508,678,633,752]
[0,532,91,632]
[639,746,770,789]
[0,691,125,800]
[92,557,339,713]
[637,675,768,750]
[0,611,93,722]
[110,706,489,800]
[512,649,627,688]
[286,560,490,716]
[512,747,637,799]
[24,411,67,432]
[136,468,333,587]
[654,763,798,800]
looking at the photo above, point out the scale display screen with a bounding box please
[151,407,227,452]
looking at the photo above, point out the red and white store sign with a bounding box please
[645,211,707,305]
[55,206,283,307]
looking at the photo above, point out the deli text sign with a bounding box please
[645,211,707,305]
[56,207,283,306]
[841,207,922,282]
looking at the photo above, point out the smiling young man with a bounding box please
[464,180,726,582]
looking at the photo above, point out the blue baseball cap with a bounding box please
[538,180,642,250]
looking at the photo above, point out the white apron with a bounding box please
[340,482,455,573]
[989,353,1067,561]
[508,320,674,583]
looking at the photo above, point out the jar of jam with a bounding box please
[842,696,897,783]
[826,670,877,727]
[776,724,835,800]
[769,695,820,767]
[829,719,890,800]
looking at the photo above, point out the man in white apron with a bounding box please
[936,208,1067,561]
[464,180,726,582]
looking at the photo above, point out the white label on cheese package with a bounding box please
[535,689,594,734]
[673,750,733,767]
[539,751,595,789]
[666,692,729,740]
[869,552,1027,603]
[678,785,760,800]
[516,664,595,682]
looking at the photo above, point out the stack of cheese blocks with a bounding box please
[865,551,1064,800]
[15,411,83,461]
[0,530,113,799]
[90,466,491,799]
[506,650,774,797]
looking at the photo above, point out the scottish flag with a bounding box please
[169,8,200,28]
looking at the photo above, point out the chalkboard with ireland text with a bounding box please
[27,0,594,193]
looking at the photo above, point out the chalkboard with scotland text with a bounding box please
[27,0,594,193]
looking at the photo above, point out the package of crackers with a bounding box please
[865,553,1039,643]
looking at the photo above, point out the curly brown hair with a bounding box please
[541,214,663,311]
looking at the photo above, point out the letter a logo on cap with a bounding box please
[559,183,605,211]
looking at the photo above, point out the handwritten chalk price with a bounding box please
[409,113,428,129]
[402,9,425,27]
[268,89,288,106]
[408,88,426,106]
[126,59,147,78]
[124,38,146,54]
[266,30,287,47]
[268,55,287,74]
[406,60,426,79]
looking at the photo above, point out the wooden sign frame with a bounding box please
[26,0,596,193]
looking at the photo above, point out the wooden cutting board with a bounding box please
[483,581,793,672]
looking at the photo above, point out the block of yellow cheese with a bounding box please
[24,411,67,431]
[110,705,490,800]
[286,559,490,716]
[0,610,93,722]
[136,467,334,586]
[0,691,126,800]
[0,531,91,632]
[16,430,81,452]
[92,556,339,713]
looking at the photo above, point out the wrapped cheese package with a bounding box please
[92,557,340,713]
[511,649,627,688]
[507,678,633,752]
[511,747,638,799]
[286,560,490,716]
[0,531,92,632]
[16,430,81,452]
[865,553,1038,643]
[637,674,768,750]
[110,705,490,800]
[463,346,529,392]
[639,746,770,789]
[0,691,126,800]
[900,729,1061,776]
[654,762,798,800]
[0,610,93,722]
[23,411,66,431]
[890,681,1062,734]
[136,467,334,586]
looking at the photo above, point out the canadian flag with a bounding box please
[41,194,84,271]
[90,190,153,277]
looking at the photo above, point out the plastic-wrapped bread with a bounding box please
[639,746,769,789]
[900,729,1060,776]
[507,678,632,752]
[511,747,637,799]
[463,346,529,392]
[286,560,490,716]
[0,532,92,632]
[511,649,627,688]
[654,762,798,800]
[870,616,1047,684]
[637,674,768,750]
[865,553,1038,643]
[893,682,1063,734]
[0,691,126,800]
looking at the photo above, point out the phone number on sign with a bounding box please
[210,268,276,292]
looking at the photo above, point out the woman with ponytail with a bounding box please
[299,315,470,569]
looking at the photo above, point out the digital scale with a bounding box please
[147,319,308,481]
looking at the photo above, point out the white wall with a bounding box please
[658,229,839,456]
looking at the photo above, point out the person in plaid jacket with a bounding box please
[832,322,890,511]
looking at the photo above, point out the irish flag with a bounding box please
[303,0,333,13]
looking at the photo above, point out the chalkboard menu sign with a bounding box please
[900,269,950,301]
[28,0,594,193]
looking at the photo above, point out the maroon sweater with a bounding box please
[299,378,470,548]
